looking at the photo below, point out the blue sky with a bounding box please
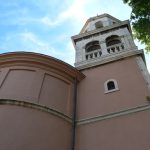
[0,0,149,72]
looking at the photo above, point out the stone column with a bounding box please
[120,36,129,50]
[100,41,108,56]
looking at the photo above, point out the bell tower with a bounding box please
[72,14,150,150]
[72,13,140,70]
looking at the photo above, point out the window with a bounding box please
[106,35,121,47]
[95,21,103,29]
[85,41,102,60]
[106,35,124,53]
[104,79,119,93]
[107,81,115,90]
[85,41,100,53]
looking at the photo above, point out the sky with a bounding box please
[0,0,149,72]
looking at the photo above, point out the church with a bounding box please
[0,14,149,150]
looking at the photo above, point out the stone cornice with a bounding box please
[77,103,150,125]
[0,99,72,123]
[72,20,130,42]
[0,52,85,81]
[75,50,144,70]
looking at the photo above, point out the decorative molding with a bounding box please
[0,99,72,123]
[77,103,150,125]
[0,52,85,82]
[0,68,9,88]
[75,50,144,70]
[72,20,129,40]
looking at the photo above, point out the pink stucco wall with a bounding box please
[0,52,149,150]
[0,66,74,116]
[0,52,84,150]
[75,109,150,150]
[76,56,150,150]
[0,105,72,150]
[77,56,150,119]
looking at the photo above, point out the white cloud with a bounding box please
[40,0,91,27]
[1,31,75,65]
[63,41,75,65]
[2,32,57,56]
[1,0,149,71]
[19,32,63,56]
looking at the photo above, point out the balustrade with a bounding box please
[85,43,125,60]
[107,43,124,54]
[85,49,102,60]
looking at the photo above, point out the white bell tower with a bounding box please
[71,13,140,70]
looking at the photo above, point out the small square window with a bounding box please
[104,79,119,94]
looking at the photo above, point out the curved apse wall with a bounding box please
[0,52,84,150]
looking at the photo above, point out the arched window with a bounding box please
[95,21,103,29]
[107,81,115,90]
[106,35,121,47]
[85,41,100,53]
[104,79,119,93]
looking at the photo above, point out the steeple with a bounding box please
[71,13,141,70]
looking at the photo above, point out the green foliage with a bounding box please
[123,0,150,52]
[146,95,150,102]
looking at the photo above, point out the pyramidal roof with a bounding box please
[80,13,122,34]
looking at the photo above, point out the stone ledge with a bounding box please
[75,50,144,70]
[77,103,150,125]
[0,99,72,123]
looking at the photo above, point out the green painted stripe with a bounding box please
[0,99,72,123]
[77,103,150,125]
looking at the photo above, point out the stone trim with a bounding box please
[0,99,72,123]
[77,103,150,125]
[72,20,129,40]
[136,56,150,92]
[0,52,85,82]
[75,50,144,70]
